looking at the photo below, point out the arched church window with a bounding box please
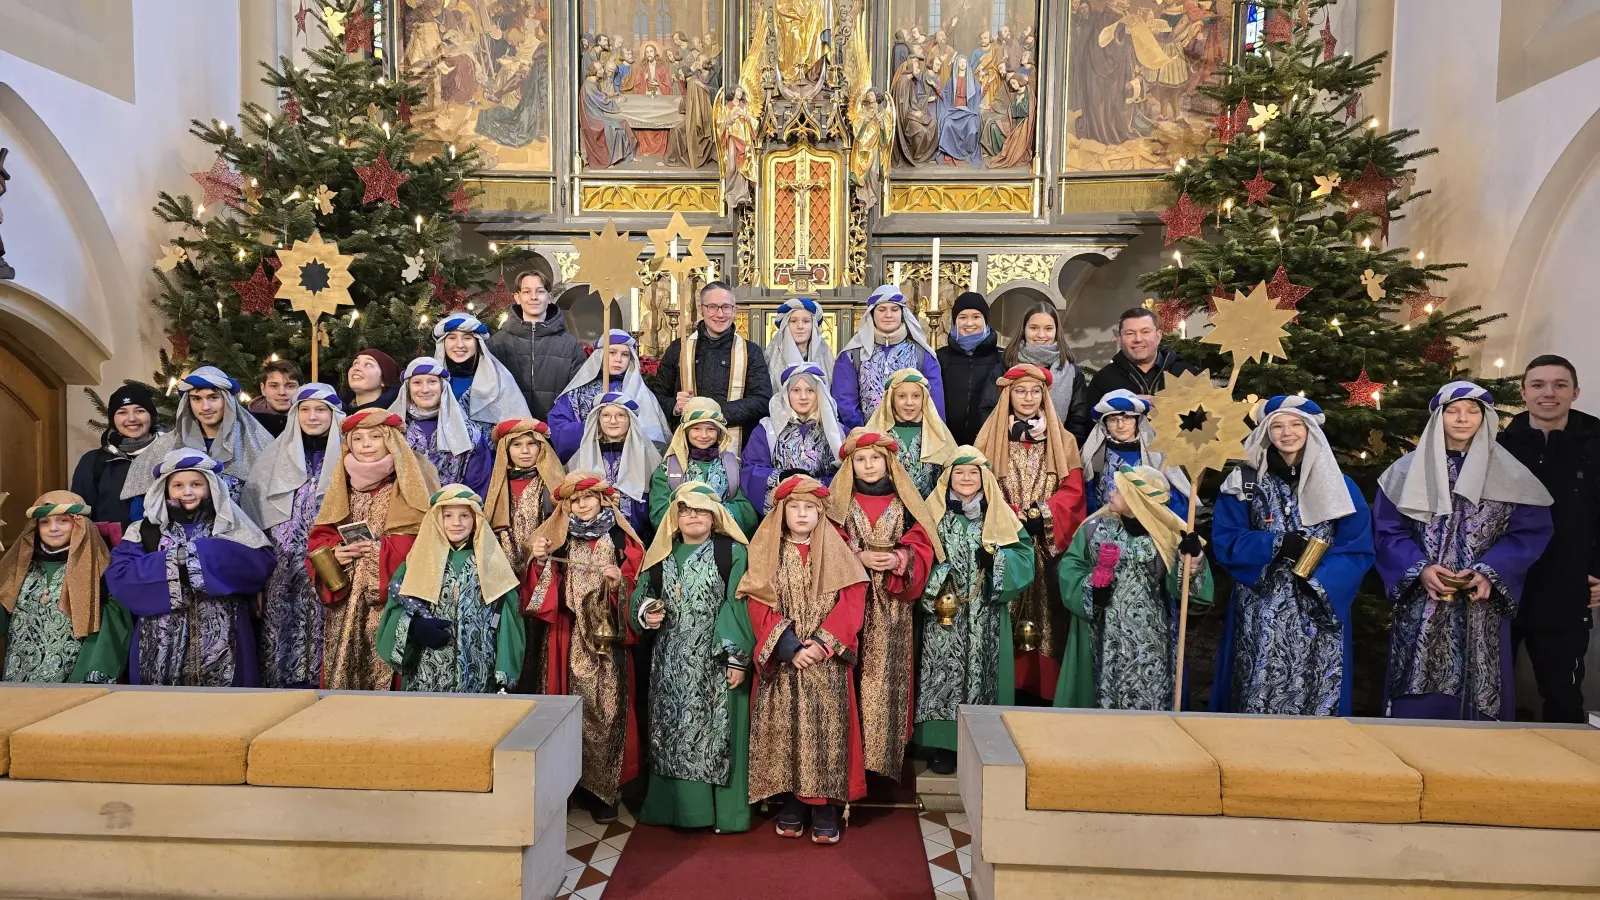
[1241,4,1266,54]
[656,2,672,39]
[992,0,1006,30]
[635,2,649,38]
[929,0,941,31]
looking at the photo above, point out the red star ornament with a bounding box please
[356,150,411,207]
[448,185,472,216]
[1404,286,1446,319]
[1264,10,1294,45]
[398,96,413,125]
[1232,97,1252,134]
[477,277,517,317]
[168,329,190,362]
[294,1,309,34]
[344,9,374,53]
[231,263,280,315]
[1154,299,1189,334]
[1244,168,1275,206]
[1422,336,1455,365]
[1159,192,1206,245]
[430,271,468,312]
[284,92,302,125]
[1346,160,1398,237]
[1321,17,1338,61]
[190,154,243,209]
[1208,282,1230,315]
[1341,368,1383,408]
[1265,266,1312,310]
[1212,111,1238,144]
[1345,94,1360,121]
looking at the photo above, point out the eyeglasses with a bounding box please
[701,303,736,313]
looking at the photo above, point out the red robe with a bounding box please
[1011,468,1087,700]
[305,524,415,690]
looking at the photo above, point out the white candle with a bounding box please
[930,238,941,314]
[893,261,902,287]
[630,287,640,330]
[670,272,679,310]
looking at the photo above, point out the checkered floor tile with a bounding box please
[558,806,635,899]
[921,810,973,900]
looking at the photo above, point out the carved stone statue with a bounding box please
[0,147,12,280]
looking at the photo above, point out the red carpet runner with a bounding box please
[601,806,936,900]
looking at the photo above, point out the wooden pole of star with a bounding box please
[1173,468,1202,713]
[309,314,322,384]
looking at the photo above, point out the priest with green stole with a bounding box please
[629,481,752,832]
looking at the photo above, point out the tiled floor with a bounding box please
[558,805,970,899]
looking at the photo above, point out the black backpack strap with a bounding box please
[1237,465,1259,502]
[713,535,734,583]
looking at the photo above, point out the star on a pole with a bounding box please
[1202,282,1297,368]
[231,263,280,315]
[1158,192,1206,245]
[1265,265,1312,310]
[648,211,712,281]
[1244,168,1275,206]
[190,154,243,209]
[1341,368,1383,408]
[574,220,648,300]
[355,150,410,207]
[273,230,356,323]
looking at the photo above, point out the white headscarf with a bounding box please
[389,357,475,455]
[558,329,672,445]
[241,384,346,530]
[570,392,663,503]
[1082,390,1193,500]
[762,363,845,458]
[1219,395,1353,526]
[1377,381,1552,522]
[765,298,835,390]
[121,365,274,501]
[432,312,531,425]
[127,448,271,549]
[838,284,937,361]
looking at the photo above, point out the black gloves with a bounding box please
[1179,531,1204,558]
[1277,531,1309,564]
[1008,420,1033,442]
[976,546,994,571]
[773,627,803,664]
[1023,513,1046,539]
[411,615,453,650]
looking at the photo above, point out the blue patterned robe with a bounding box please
[259,452,327,688]
[403,416,492,498]
[380,549,521,693]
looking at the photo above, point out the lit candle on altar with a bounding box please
[969,262,977,292]
[893,261,902,287]
[930,238,941,314]
[670,238,680,310]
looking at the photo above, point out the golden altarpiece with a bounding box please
[385,0,1237,354]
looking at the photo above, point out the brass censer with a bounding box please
[1015,619,1039,653]
[933,590,961,627]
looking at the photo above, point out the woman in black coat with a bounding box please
[937,292,1004,446]
[70,383,164,531]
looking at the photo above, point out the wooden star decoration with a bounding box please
[1264,10,1294,45]
[430,271,468,312]
[190,154,243,209]
[1341,368,1383,408]
[402,253,425,283]
[1360,268,1388,300]
[273,230,356,322]
[449,185,472,215]
[157,245,189,272]
[315,184,336,215]
[1321,16,1338,61]
[1202,282,1297,368]
[1147,369,1255,477]
[344,9,374,53]
[1248,102,1280,131]
[574,220,649,300]
[1159,192,1206,245]
[1404,286,1445,319]
[477,278,518,317]
[1265,265,1312,310]
[231,263,280,316]
[1311,173,1341,198]
[1244,168,1275,206]
[647,211,713,281]
[1346,161,1398,237]
[355,151,410,207]
[322,6,346,37]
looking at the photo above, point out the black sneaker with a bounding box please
[775,795,806,838]
[810,803,840,845]
[591,800,619,824]
[929,749,957,775]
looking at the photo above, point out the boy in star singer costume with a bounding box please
[863,367,958,496]
[547,330,671,461]
[482,418,566,692]
[649,397,758,536]
[570,392,663,539]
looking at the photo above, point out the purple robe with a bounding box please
[601,446,651,537]
[936,72,983,167]
[1374,454,1553,720]
[107,522,275,687]
[831,343,945,432]
[260,451,326,688]
[548,377,622,462]
[403,416,493,498]
[741,421,839,515]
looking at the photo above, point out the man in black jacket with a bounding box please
[487,270,589,421]
[649,281,771,447]
[1085,307,1199,400]
[1498,354,1600,722]
[938,291,1002,445]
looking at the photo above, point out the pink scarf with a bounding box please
[346,454,396,492]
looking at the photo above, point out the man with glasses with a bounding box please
[649,281,772,447]
[487,269,588,421]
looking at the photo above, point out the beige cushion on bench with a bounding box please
[8,690,316,784]
[1177,717,1422,823]
[1534,728,1600,766]
[0,686,109,776]
[1003,711,1220,815]
[248,694,536,792]
[1358,723,1600,829]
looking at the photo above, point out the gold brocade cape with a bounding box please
[484,419,566,532]
[828,430,946,562]
[0,491,108,639]
[738,476,866,610]
[974,364,1084,490]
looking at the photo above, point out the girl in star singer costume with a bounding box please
[526,473,646,823]
[1055,464,1211,710]
[390,358,494,498]
[109,450,276,686]
[629,482,752,833]
[742,362,844,515]
[432,312,532,426]
[763,297,835,392]
[1080,390,1190,519]
[570,392,663,539]
[832,284,945,431]
[0,492,130,683]
[548,330,672,461]
[648,397,758,536]
[379,486,525,693]
[1210,396,1375,716]
[916,449,1034,775]
[973,364,1088,701]
[863,367,958,496]
[121,366,273,518]
[307,409,442,691]
[1375,382,1553,721]
[830,429,941,781]
[739,476,869,846]
[241,383,346,688]
[482,418,566,692]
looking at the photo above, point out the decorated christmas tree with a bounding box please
[1139,0,1507,474]
[141,0,520,411]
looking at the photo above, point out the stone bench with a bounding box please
[958,705,1600,899]
[0,684,580,900]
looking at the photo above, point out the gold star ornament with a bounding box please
[1201,281,1297,369]
[1147,370,1254,478]
[273,230,356,322]
[648,211,712,282]
[572,219,647,300]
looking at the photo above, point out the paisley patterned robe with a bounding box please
[891,423,943,497]
[1,561,130,685]
[379,549,522,693]
[260,452,326,688]
[741,420,838,514]
[499,474,551,693]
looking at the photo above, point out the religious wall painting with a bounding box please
[1062,0,1234,174]
[577,0,724,173]
[395,0,554,173]
[887,0,1042,172]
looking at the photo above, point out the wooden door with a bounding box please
[0,335,64,548]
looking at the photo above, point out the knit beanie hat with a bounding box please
[951,291,991,322]
[106,383,159,421]
[353,349,401,387]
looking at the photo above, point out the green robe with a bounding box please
[648,460,759,537]
[628,539,752,832]
[1054,516,1213,710]
[378,549,524,693]
[914,513,1034,751]
[1,560,131,684]
[891,423,943,497]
